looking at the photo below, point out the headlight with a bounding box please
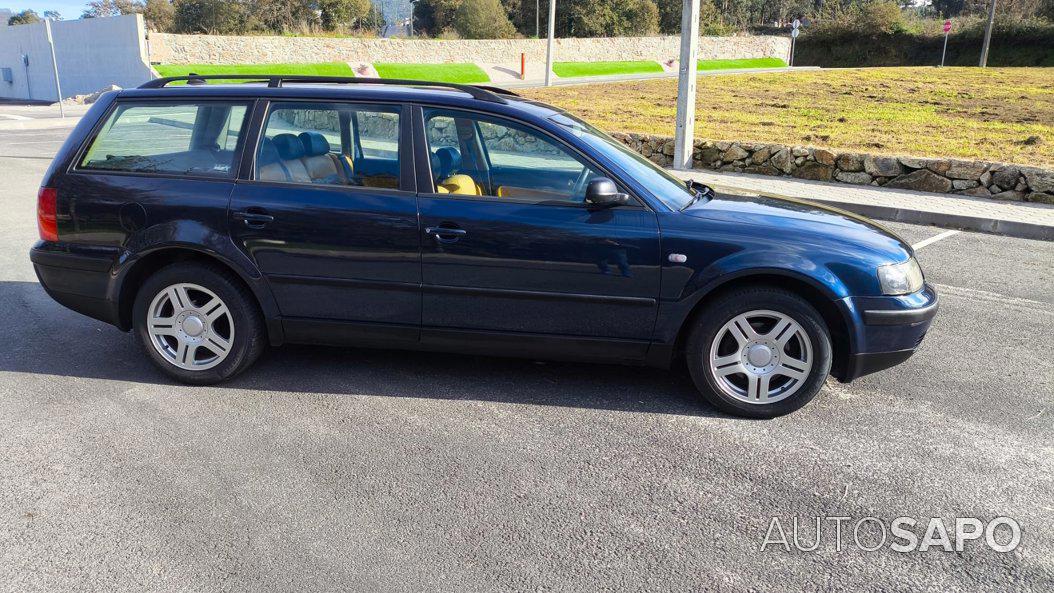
[877,258,924,295]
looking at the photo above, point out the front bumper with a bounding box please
[839,284,939,382]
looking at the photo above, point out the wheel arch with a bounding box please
[113,246,284,345]
[670,271,853,381]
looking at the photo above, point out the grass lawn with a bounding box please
[698,57,787,71]
[522,67,1054,168]
[154,63,355,82]
[373,63,490,84]
[553,60,664,78]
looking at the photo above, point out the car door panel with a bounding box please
[419,197,661,341]
[228,100,421,337]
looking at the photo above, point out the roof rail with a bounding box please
[138,74,511,103]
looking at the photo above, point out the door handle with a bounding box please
[426,226,467,243]
[234,209,274,228]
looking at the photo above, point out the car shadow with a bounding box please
[1,280,722,418]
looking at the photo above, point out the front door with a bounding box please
[414,107,661,360]
[229,100,420,345]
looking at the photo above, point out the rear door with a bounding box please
[228,100,421,345]
[413,107,661,360]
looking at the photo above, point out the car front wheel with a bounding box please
[686,287,833,418]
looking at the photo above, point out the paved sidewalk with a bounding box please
[668,169,1054,241]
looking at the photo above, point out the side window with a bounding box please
[79,102,248,177]
[255,102,400,189]
[423,109,602,203]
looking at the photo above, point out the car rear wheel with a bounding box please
[133,262,265,384]
[686,287,833,418]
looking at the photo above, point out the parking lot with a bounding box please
[1,126,1052,591]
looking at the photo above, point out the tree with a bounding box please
[565,0,659,37]
[8,9,41,25]
[250,0,317,33]
[82,0,143,18]
[318,0,372,30]
[172,0,248,33]
[414,0,455,36]
[360,4,387,32]
[143,0,175,30]
[453,0,517,37]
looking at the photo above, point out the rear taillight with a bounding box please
[37,187,58,242]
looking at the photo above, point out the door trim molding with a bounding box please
[268,273,421,292]
[424,283,656,306]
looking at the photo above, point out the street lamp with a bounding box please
[409,0,420,37]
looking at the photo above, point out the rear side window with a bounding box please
[79,102,249,178]
[254,101,401,189]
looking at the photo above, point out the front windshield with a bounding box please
[549,112,696,210]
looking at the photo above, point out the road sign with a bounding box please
[791,28,800,38]
[940,20,951,67]
[792,19,801,29]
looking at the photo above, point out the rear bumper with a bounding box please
[838,284,939,382]
[30,243,121,327]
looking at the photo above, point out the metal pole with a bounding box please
[673,0,701,170]
[940,31,949,67]
[544,0,556,86]
[536,0,540,38]
[789,35,795,67]
[44,19,64,118]
[408,0,417,37]
[979,0,996,67]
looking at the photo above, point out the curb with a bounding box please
[706,182,1054,242]
[498,66,819,90]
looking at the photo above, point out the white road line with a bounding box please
[0,114,32,121]
[912,229,960,250]
[933,283,1053,314]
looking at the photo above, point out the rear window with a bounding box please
[79,101,249,178]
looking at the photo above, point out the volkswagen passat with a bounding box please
[31,75,937,417]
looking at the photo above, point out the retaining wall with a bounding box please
[612,132,1054,204]
[147,33,790,65]
[0,14,153,101]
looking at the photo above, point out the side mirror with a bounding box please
[584,178,629,208]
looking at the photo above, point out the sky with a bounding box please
[3,0,92,18]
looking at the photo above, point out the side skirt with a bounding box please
[280,317,653,365]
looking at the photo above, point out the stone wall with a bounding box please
[147,33,790,65]
[612,133,1054,204]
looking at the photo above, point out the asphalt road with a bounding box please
[1,126,1052,592]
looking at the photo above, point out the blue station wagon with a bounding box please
[30,75,937,417]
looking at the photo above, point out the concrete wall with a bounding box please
[0,14,154,102]
[148,33,791,65]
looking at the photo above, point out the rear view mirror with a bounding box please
[585,178,629,208]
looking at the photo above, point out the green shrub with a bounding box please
[797,16,1054,67]
[453,0,517,38]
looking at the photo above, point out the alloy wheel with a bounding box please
[146,283,234,371]
[708,309,813,404]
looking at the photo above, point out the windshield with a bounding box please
[549,113,696,210]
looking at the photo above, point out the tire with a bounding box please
[686,286,833,418]
[132,262,266,385]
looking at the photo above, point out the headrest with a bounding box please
[298,132,330,157]
[272,133,305,160]
[257,137,281,166]
[433,146,461,178]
